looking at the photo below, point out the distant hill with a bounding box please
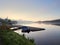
[37,19,60,25]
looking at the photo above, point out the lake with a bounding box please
[15,23,60,45]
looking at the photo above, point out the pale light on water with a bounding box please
[15,23,60,45]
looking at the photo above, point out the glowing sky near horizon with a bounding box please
[0,0,60,21]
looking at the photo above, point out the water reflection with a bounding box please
[52,24,60,26]
[15,23,60,45]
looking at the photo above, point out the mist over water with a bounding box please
[15,23,60,45]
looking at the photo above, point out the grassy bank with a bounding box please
[0,29,35,45]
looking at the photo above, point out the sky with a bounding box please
[0,0,60,21]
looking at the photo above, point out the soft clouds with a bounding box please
[0,0,60,21]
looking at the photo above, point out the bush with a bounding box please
[0,30,35,45]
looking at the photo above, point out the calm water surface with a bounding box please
[15,23,60,45]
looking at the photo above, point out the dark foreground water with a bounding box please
[15,23,60,45]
